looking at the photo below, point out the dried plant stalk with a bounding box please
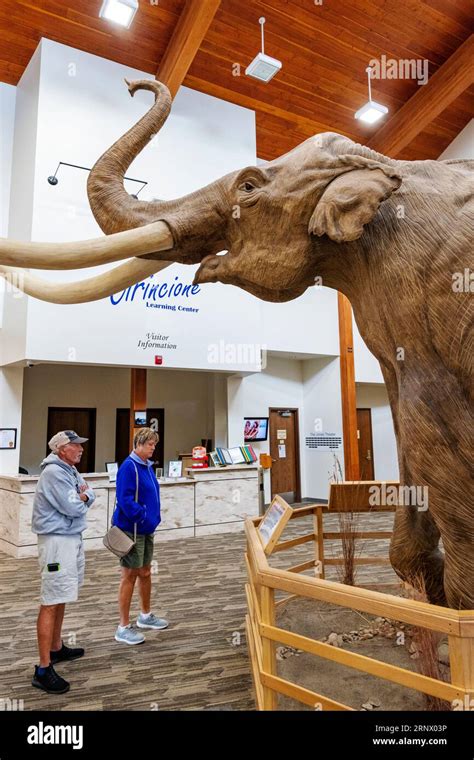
[406,573,451,711]
[329,455,362,586]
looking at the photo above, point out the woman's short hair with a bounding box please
[133,427,159,449]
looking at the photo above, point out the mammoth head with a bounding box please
[0,80,401,304]
[193,137,402,300]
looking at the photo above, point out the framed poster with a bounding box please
[134,410,147,426]
[168,460,182,478]
[258,495,293,554]
[0,429,17,449]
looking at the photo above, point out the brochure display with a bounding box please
[228,447,246,464]
[211,446,258,467]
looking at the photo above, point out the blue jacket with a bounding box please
[32,453,96,535]
[113,452,161,535]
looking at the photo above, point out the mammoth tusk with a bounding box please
[0,221,173,270]
[0,258,172,304]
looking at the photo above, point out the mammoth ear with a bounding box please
[309,166,402,243]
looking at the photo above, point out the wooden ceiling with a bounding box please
[0,0,472,161]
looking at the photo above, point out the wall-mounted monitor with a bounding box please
[244,417,269,442]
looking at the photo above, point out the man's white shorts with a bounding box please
[37,534,85,605]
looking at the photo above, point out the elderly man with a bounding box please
[31,430,95,694]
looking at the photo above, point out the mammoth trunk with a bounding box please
[87,78,228,264]
[87,79,172,235]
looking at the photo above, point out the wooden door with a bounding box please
[115,408,164,468]
[356,408,375,480]
[47,407,96,473]
[269,408,301,503]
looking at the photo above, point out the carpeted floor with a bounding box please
[0,510,398,711]
[0,531,254,711]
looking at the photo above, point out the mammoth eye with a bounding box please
[240,181,255,192]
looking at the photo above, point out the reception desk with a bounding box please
[0,465,261,558]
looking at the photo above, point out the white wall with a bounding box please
[356,383,399,481]
[0,368,24,475]
[20,364,215,474]
[0,83,15,328]
[0,74,30,473]
[228,356,304,503]
[0,47,42,364]
[261,286,340,357]
[211,373,228,449]
[353,315,384,384]
[438,119,474,160]
[227,354,344,502]
[302,357,344,499]
[0,84,16,235]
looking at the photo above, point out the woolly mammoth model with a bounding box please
[0,80,472,609]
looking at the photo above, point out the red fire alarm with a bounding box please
[155,356,163,365]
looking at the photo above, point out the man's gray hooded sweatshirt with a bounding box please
[32,453,96,535]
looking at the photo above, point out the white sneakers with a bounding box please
[114,624,145,645]
[136,612,169,630]
[115,614,169,644]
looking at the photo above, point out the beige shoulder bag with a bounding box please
[102,461,139,558]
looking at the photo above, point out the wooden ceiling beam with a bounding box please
[369,34,474,157]
[156,0,221,98]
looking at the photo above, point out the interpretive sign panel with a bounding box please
[258,495,293,554]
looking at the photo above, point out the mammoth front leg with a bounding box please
[389,505,447,607]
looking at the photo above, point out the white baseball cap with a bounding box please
[48,430,88,451]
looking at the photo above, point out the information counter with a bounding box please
[0,465,261,558]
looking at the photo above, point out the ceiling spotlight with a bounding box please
[99,0,138,29]
[246,17,282,83]
[355,66,388,124]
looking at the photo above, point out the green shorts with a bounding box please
[120,532,155,569]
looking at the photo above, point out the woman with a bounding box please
[113,427,168,645]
